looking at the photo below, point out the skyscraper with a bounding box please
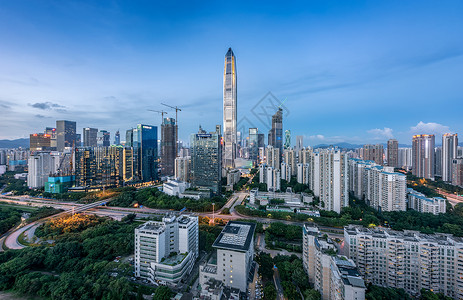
[56,120,76,151]
[45,127,57,149]
[97,130,110,147]
[268,108,283,154]
[29,133,51,151]
[442,133,458,182]
[249,128,258,163]
[83,128,98,147]
[190,126,222,193]
[387,139,399,167]
[284,129,291,149]
[223,47,237,169]
[133,124,158,182]
[363,144,383,165]
[161,118,177,176]
[114,130,121,145]
[412,134,435,180]
[296,135,304,152]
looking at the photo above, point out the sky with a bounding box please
[0,0,462,146]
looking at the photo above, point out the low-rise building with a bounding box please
[162,179,190,197]
[407,188,446,215]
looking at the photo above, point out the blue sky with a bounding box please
[0,1,462,146]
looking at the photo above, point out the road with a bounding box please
[273,267,285,300]
[436,189,463,206]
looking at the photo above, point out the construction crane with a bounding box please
[161,103,182,124]
[147,109,168,123]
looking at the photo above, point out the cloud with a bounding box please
[367,127,394,139]
[305,134,362,145]
[410,121,451,135]
[34,114,49,119]
[28,102,67,112]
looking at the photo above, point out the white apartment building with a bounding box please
[280,162,291,181]
[174,156,190,182]
[297,163,309,185]
[303,225,365,300]
[27,151,60,188]
[283,149,297,176]
[309,148,348,213]
[259,164,267,183]
[398,148,413,171]
[348,159,406,212]
[266,145,280,170]
[266,167,281,192]
[407,188,446,215]
[199,221,256,293]
[344,225,463,299]
[298,147,312,165]
[134,214,198,284]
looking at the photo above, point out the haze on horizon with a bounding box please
[0,1,462,146]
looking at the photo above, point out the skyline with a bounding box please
[1,1,463,145]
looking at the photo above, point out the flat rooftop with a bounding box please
[212,221,256,252]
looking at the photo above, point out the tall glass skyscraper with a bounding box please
[223,48,237,169]
[56,120,76,151]
[132,124,158,182]
[268,108,283,154]
[249,128,258,163]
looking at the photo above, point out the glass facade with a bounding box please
[56,120,76,151]
[223,48,237,169]
[135,124,158,182]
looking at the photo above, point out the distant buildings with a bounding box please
[161,118,177,176]
[303,225,365,300]
[309,148,348,213]
[134,215,198,284]
[363,144,383,165]
[83,127,98,147]
[348,159,406,212]
[223,48,237,169]
[56,120,76,151]
[344,225,463,299]
[190,126,222,193]
[114,130,121,145]
[97,130,110,147]
[407,188,446,215]
[387,139,399,167]
[248,128,258,164]
[296,135,304,152]
[27,152,60,188]
[199,221,256,293]
[442,133,458,182]
[452,157,463,187]
[412,134,435,180]
[175,156,190,182]
[29,133,51,151]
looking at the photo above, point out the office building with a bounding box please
[303,225,365,300]
[268,108,283,154]
[199,221,256,293]
[56,120,76,151]
[442,133,458,182]
[309,148,348,213]
[297,163,309,185]
[29,133,51,151]
[248,128,258,164]
[452,158,463,187]
[190,126,222,193]
[363,144,383,165]
[398,148,412,170]
[76,134,81,147]
[257,133,265,148]
[161,118,178,176]
[348,159,407,212]
[266,145,280,169]
[97,130,110,147]
[27,152,60,188]
[412,134,435,180]
[83,128,98,147]
[296,135,304,152]
[387,139,399,168]
[134,215,198,284]
[283,148,297,176]
[45,127,57,148]
[175,156,190,182]
[407,188,446,215]
[223,48,237,169]
[132,124,158,182]
[345,225,463,299]
[114,130,121,145]
[163,179,191,197]
[125,129,133,147]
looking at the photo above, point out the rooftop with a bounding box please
[213,221,256,252]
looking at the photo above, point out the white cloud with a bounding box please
[410,121,451,135]
[367,127,394,139]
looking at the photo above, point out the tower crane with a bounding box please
[161,103,182,124]
[147,109,168,123]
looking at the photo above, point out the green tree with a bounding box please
[152,286,173,300]
[263,284,277,300]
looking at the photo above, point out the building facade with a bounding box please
[175,156,190,182]
[161,117,177,176]
[223,48,237,169]
[56,120,76,151]
[452,158,463,187]
[83,127,98,147]
[363,144,384,165]
[412,134,435,180]
[387,139,399,168]
[407,188,446,215]
[442,133,458,182]
[268,108,283,154]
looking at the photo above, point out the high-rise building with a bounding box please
[175,156,190,182]
[435,147,442,177]
[309,148,348,213]
[345,225,463,299]
[199,221,256,292]
[363,144,383,165]
[248,128,258,164]
[76,134,82,147]
[412,134,435,180]
[442,133,458,182]
[398,148,412,170]
[297,163,309,185]
[265,145,280,169]
[452,158,463,187]
[29,133,51,151]
[83,128,98,147]
[27,152,60,188]
[132,124,158,182]
[257,133,265,148]
[125,129,133,147]
[296,135,304,152]
[387,139,399,168]
[280,162,291,181]
[114,130,121,145]
[266,166,281,192]
[190,126,222,193]
[45,127,57,149]
[97,130,110,147]
[284,129,291,149]
[268,108,283,154]
[135,215,198,284]
[283,149,297,176]
[223,48,237,169]
[161,118,177,176]
[303,225,365,300]
[56,120,76,151]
